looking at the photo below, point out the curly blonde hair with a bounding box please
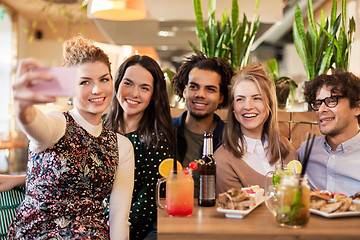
[62,36,111,73]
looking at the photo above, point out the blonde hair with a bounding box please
[62,36,111,73]
[222,62,280,164]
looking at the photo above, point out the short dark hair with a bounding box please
[304,68,360,123]
[172,53,234,108]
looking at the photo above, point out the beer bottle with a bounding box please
[198,131,216,206]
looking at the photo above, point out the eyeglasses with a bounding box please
[309,95,345,111]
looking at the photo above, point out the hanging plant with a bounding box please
[26,0,89,43]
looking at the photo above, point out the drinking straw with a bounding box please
[300,133,315,178]
[173,128,178,174]
[295,132,315,197]
[276,132,283,169]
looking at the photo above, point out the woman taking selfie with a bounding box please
[214,63,296,194]
[7,36,134,239]
[104,55,173,240]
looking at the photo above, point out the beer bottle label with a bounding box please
[199,175,215,200]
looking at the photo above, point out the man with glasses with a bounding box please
[298,69,360,196]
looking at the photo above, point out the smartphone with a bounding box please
[30,66,77,97]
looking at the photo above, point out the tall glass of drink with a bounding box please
[156,169,194,216]
[275,174,310,228]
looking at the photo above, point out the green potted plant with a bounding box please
[292,0,355,81]
[265,59,298,109]
[189,0,260,69]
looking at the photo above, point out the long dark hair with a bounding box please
[104,55,173,149]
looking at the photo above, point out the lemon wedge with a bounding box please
[158,158,183,178]
[287,160,302,174]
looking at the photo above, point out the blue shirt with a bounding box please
[298,131,360,196]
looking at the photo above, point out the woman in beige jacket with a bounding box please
[214,63,296,195]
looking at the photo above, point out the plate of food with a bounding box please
[217,186,265,219]
[309,190,360,218]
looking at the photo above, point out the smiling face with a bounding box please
[73,61,113,125]
[315,85,360,140]
[183,68,223,120]
[117,64,154,120]
[233,79,269,139]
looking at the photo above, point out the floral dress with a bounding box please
[7,112,119,240]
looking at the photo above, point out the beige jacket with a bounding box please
[214,145,273,195]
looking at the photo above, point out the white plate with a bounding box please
[310,200,360,218]
[216,196,265,219]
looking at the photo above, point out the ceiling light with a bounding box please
[89,0,146,21]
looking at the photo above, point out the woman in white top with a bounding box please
[7,37,134,239]
[214,63,296,194]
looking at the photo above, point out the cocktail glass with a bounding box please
[276,174,310,228]
[156,169,194,216]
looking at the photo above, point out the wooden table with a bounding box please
[158,200,360,240]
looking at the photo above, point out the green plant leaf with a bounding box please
[193,0,204,45]
[320,10,326,28]
[330,15,341,35]
[188,40,201,56]
[342,0,347,30]
[318,40,334,74]
[231,0,239,30]
[208,0,216,18]
[293,4,311,80]
[265,59,279,81]
[330,0,337,26]
[307,0,317,37]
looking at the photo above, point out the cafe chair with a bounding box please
[0,187,25,239]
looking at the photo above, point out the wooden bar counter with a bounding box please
[158,200,360,240]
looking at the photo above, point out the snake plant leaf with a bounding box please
[318,39,334,74]
[241,17,260,67]
[341,0,347,30]
[215,33,225,57]
[231,0,239,30]
[307,21,317,64]
[231,34,239,68]
[307,0,317,39]
[208,0,216,18]
[293,4,311,80]
[320,10,326,28]
[318,26,342,70]
[193,0,204,46]
[188,40,201,56]
[330,0,337,26]
[330,15,341,35]
[222,10,228,28]
[337,28,347,68]
[209,17,218,57]
[349,17,356,39]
